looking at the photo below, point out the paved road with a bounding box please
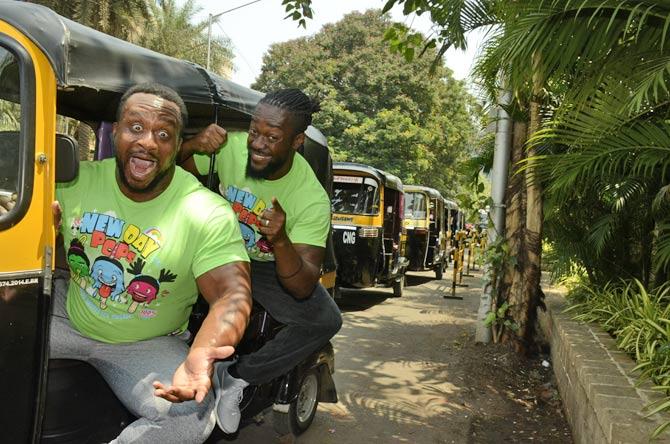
[219,267,485,444]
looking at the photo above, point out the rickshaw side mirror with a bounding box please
[56,134,79,183]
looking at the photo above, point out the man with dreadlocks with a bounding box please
[180,88,342,433]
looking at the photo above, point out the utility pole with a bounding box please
[206,0,263,70]
[475,89,512,343]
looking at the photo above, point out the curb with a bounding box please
[538,286,670,444]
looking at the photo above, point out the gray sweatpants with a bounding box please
[49,275,215,444]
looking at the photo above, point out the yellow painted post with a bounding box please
[471,235,478,271]
[451,246,459,297]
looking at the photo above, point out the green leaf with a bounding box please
[381,0,396,14]
[484,311,497,327]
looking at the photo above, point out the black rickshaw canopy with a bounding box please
[333,162,403,192]
[0,1,328,146]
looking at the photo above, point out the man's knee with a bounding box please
[310,286,342,338]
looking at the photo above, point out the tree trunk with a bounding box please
[517,97,543,352]
[501,51,545,353]
[500,119,528,346]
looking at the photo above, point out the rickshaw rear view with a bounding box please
[403,185,448,279]
[331,162,408,297]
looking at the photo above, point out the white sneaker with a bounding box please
[213,362,249,434]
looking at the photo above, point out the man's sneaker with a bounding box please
[214,362,249,434]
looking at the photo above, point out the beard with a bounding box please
[245,149,287,179]
[116,155,173,194]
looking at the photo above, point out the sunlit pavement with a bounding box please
[226,265,485,444]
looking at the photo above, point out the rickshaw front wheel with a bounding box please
[273,368,320,436]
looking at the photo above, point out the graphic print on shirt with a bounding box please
[91,256,125,308]
[66,211,178,318]
[125,258,177,314]
[66,238,94,289]
[224,185,275,260]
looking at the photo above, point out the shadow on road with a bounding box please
[404,273,434,287]
[335,287,390,312]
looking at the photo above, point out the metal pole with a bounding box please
[475,89,512,343]
[205,0,263,71]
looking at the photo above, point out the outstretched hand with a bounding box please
[258,197,288,245]
[153,345,235,403]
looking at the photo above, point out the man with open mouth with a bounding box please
[52,83,252,443]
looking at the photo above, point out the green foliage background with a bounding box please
[252,10,480,199]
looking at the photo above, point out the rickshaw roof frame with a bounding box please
[443,198,459,210]
[332,162,403,192]
[0,2,328,148]
[403,184,443,200]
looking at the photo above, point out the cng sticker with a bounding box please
[342,230,356,245]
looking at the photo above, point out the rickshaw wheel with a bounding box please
[435,265,444,280]
[392,275,404,297]
[273,369,320,436]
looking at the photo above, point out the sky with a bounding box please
[192,0,485,88]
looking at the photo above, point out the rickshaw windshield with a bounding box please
[404,192,426,220]
[332,175,380,215]
[0,46,21,219]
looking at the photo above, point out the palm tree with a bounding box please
[29,0,152,43]
[140,0,234,76]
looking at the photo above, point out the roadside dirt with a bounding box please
[454,335,572,443]
[221,268,573,443]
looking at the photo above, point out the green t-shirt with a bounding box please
[56,159,248,344]
[194,131,330,262]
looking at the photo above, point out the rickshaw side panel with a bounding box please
[0,277,50,443]
[0,18,59,444]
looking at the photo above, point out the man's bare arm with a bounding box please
[193,261,252,348]
[153,261,251,403]
[273,242,325,299]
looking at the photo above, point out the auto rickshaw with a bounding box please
[331,162,408,297]
[0,3,336,442]
[403,185,448,279]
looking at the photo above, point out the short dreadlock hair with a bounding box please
[258,88,321,136]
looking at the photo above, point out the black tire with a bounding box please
[435,265,443,280]
[392,275,404,297]
[272,369,320,436]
